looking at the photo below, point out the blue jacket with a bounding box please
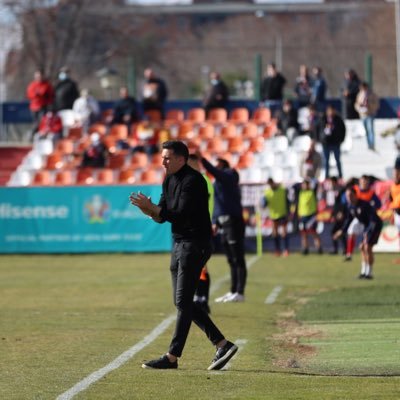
[201,158,243,223]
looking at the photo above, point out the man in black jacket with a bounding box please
[130,141,238,370]
[319,105,346,179]
[202,71,229,116]
[54,67,79,111]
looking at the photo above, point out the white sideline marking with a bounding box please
[56,255,260,399]
[265,285,283,304]
[56,315,176,400]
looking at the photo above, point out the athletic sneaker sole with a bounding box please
[207,344,238,371]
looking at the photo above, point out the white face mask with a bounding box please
[58,72,67,80]
[211,79,218,85]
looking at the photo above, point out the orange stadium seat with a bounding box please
[248,136,265,153]
[118,168,136,184]
[250,107,271,125]
[144,110,162,123]
[206,137,225,154]
[150,152,163,168]
[97,168,115,185]
[165,109,185,124]
[227,136,244,153]
[108,151,127,169]
[109,124,128,140]
[67,126,83,140]
[198,123,215,140]
[242,122,258,139]
[229,107,249,124]
[139,169,162,184]
[130,151,149,169]
[187,108,206,123]
[45,151,64,170]
[207,108,227,124]
[56,138,74,155]
[220,123,237,139]
[236,151,254,169]
[32,170,52,186]
[177,121,195,140]
[75,168,94,185]
[54,170,74,186]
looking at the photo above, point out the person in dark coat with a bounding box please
[202,71,229,115]
[111,86,139,126]
[142,68,168,117]
[260,63,287,102]
[319,105,346,179]
[342,69,360,119]
[54,67,79,111]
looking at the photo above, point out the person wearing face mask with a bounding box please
[54,66,80,111]
[202,71,229,116]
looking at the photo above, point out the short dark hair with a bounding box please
[216,158,230,169]
[162,141,189,161]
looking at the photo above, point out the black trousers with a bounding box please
[219,216,247,295]
[169,240,225,357]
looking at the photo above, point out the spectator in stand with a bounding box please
[261,177,291,257]
[299,140,322,182]
[294,178,323,255]
[202,71,229,116]
[334,186,383,279]
[54,66,79,111]
[298,104,320,141]
[355,81,380,151]
[36,107,63,143]
[310,66,327,113]
[344,175,381,261]
[142,68,168,118]
[81,132,108,168]
[72,89,100,133]
[260,63,287,105]
[319,105,346,179]
[26,70,55,137]
[130,123,160,155]
[342,69,360,120]
[111,86,139,127]
[294,64,312,108]
[276,99,299,144]
[196,151,247,303]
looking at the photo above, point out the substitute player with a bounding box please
[334,186,383,279]
[262,177,290,256]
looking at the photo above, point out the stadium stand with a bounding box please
[2,105,398,187]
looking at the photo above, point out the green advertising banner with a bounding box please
[0,185,171,253]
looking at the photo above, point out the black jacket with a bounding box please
[158,164,212,242]
[319,114,346,146]
[55,78,79,110]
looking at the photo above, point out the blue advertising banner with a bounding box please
[0,185,172,253]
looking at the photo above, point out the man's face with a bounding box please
[346,189,357,205]
[359,177,369,190]
[162,149,185,175]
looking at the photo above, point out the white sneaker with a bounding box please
[223,293,245,303]
[214,292,233,303]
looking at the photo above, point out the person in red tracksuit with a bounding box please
[26,70,55,137]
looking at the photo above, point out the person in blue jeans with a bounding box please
[319,105,346,179]
[355,81,380,150]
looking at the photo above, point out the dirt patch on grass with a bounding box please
[272,310,322,370]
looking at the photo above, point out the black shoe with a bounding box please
[344,255,352,262]
[207,341,238,371]
[358,274,366,279]
[364,275,374,280]
[142,354,178,369]
[301,248,309,255]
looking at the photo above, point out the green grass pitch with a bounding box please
[1,251,400,399]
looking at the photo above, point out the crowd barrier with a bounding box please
[0,185,171,253]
